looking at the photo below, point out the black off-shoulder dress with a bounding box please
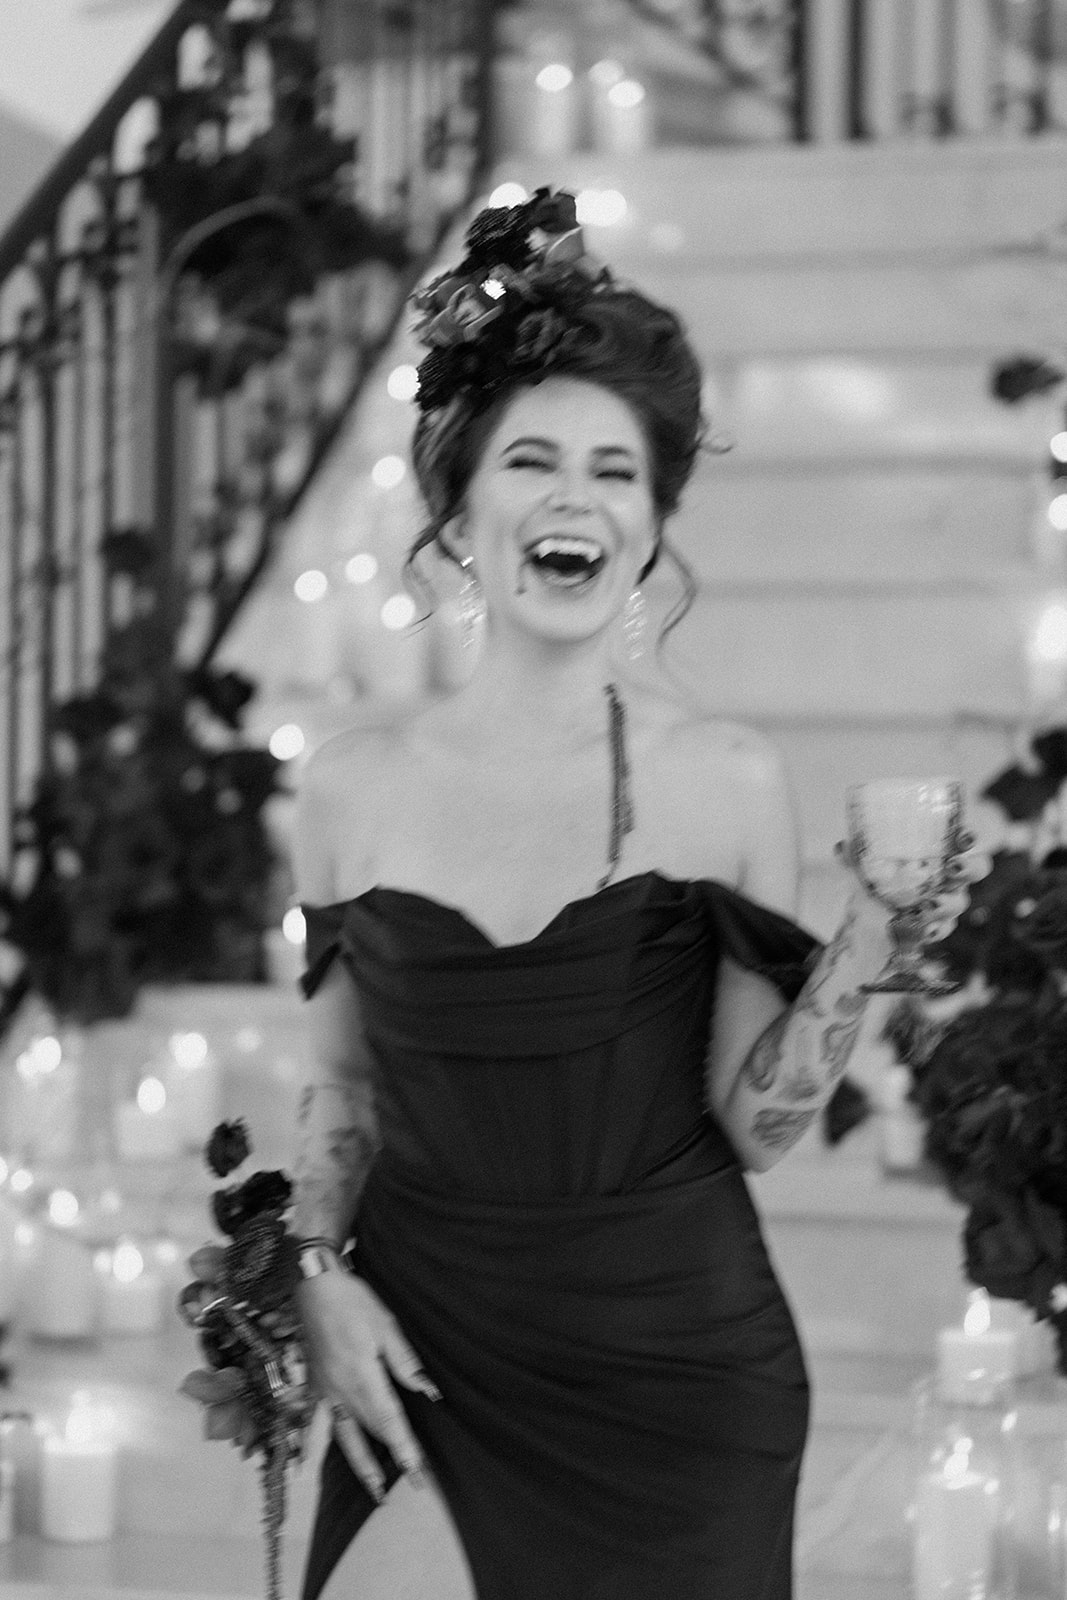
[298,869,822,1600]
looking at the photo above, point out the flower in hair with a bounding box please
[410,187,613,413]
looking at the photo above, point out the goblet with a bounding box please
[846,777,965,995]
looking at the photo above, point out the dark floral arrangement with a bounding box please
[180,1119,312,1600]
[0,530,284,1029]
[411,187,613,414]
[881,755,1067,1373]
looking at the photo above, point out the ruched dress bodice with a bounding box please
[298,869,823,1600]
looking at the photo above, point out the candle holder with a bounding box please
[909,1371,1020,1600]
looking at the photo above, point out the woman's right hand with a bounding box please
[297,1269,441,1503]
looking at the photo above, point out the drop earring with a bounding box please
[458,555,486,650]
[623,586,647,660]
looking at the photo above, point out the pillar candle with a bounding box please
[40,1397,117,1542]
[937,1325,1018,1404]
[527,66,578,157]
[25,1229,99,1342]
[913,1460,996,1600]
[592,78,652,154]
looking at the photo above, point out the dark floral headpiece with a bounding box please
[411,187,614,414]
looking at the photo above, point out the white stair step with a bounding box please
[656,588,1026,720]
[493,139,1067,261]
[652,256,1067,355]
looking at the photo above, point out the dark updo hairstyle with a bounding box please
[403,282,705,656]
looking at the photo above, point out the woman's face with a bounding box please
[456,376,657,645]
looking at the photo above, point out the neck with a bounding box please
[456,628,621,746]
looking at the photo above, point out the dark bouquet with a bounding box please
[895,855,1067,1375]
[180,1120,312,1600]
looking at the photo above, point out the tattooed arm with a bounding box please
[708,899,892,1173]
[290,729,385,1247]
[699,725,892,1174]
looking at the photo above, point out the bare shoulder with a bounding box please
[640,696,799,912]
[292,719,402,901]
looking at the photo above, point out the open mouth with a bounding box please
[522,535,608,591]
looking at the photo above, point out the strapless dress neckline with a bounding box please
[330,868,725,953]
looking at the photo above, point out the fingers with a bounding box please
[353,1382,430,1488]
[330,1410,390,1504]
[380,1332,443,1403]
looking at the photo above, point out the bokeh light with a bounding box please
[608,79,646,108]
[576,189,628,227]
[1048,494,1067,531]
[170,1031,208,1070]
[488,181,528,208]
[1051,431,1067,463]
[381,593,418,630]
[535,63,573,93]
[371,455,406,490]
[48,1189,80,1228]
[269,724,306,761]
[589,59,624,87]
[294,569,329,603]
[345,553,378,584]
[387,364,419,401]
[137,1077,167,1115]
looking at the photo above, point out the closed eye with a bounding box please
[505,454,552,470]
[596,466,637,481]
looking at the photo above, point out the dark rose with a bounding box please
[1031,726,1067,781]
[990,356,1064,403]
[981,763,1060,823]
[211,1169,291,1238]
[525,187,577,234]
[963,1191,1046,1301]
[185,668,255,730]
[206,1119,250,1178]
[513,308,567,365]
[1016,884,1067,965]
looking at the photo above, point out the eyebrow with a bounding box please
[501,435,640,459]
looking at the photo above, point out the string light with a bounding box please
[381,593,417,630]
[488,181,528,208]
[294,569,328,602]
[386,364,419,401]
[576,189,628,227]
[136,1077,167,1115]
[170,1032,208,1070]
[344,553,378,584]
[269,724,305,760]
[47,1189,79,1228]
[371,455,406,489]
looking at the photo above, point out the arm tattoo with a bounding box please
[797,902,857,1019]
[751,1107,819,1152]
[292,1080,380,1240]
[823,991,867,1083]
[741,1009,791,1090]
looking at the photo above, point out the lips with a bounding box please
[523,534,608,581]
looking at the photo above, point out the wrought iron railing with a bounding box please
[624,0,1067,142]
[0,0,494,900]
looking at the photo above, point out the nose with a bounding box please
[546,466,592,512]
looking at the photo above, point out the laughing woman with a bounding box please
[279,191,980,1598]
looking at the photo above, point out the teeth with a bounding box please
[527,535,606,562]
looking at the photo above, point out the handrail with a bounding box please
[0,0,222,279]
[0,0,495,1024]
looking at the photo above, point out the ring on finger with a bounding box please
[330,1402,349,1426]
